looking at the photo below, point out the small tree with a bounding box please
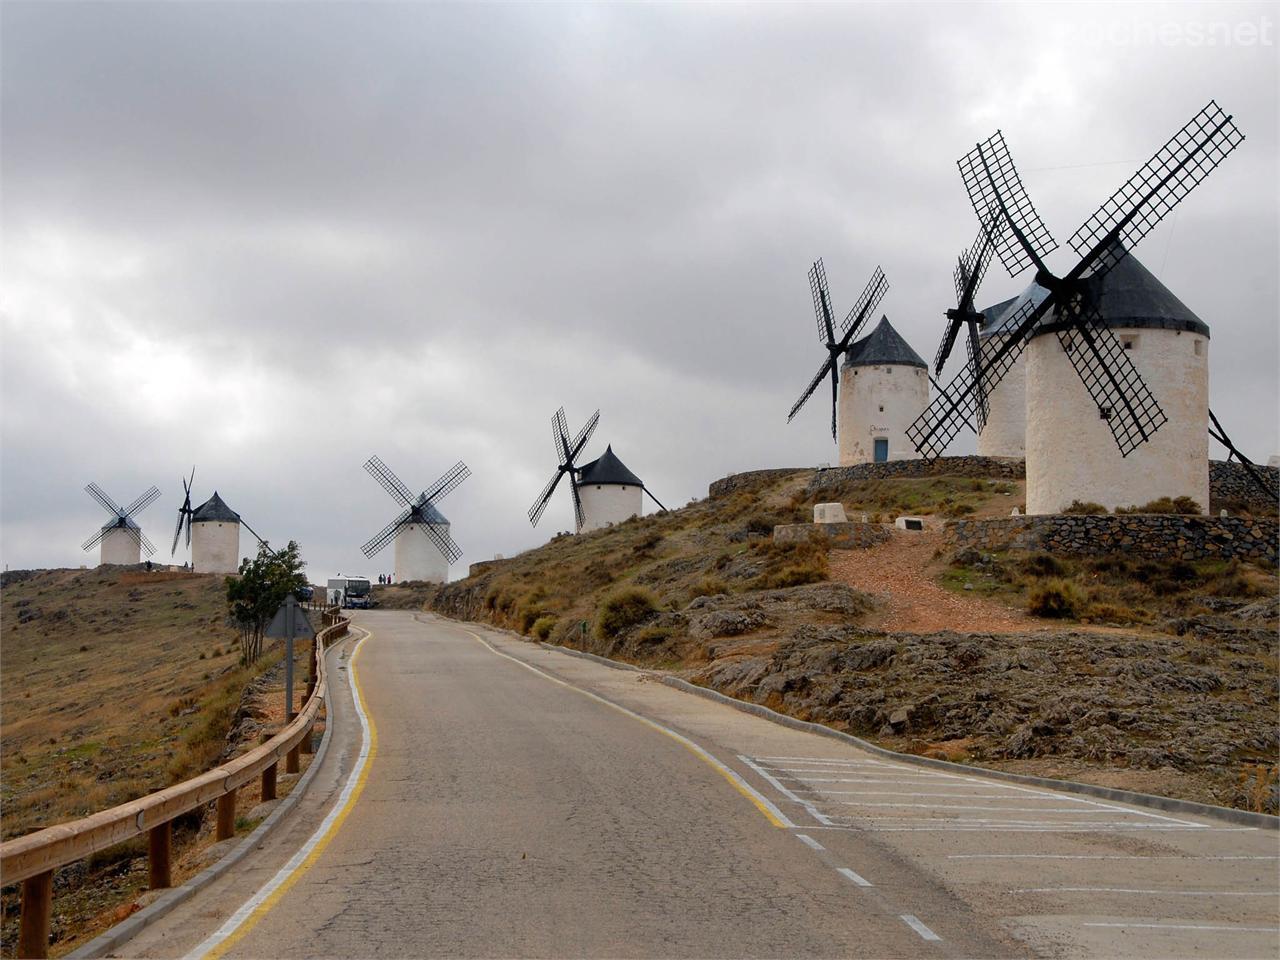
[225,541,307,665]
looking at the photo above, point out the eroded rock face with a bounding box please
[686,623,1278,811]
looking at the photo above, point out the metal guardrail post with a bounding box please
[18,870,53,959]
[148,822,172,889]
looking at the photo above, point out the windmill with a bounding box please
[787,261,889,441]
[169,468,274,573]
[528,407,600,532]
[362,456,470,583]
[82,483,160,566]
[907,100,1245,466]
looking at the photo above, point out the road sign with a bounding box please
[265,594,314,725]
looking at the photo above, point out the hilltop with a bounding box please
[422,467,1278,813]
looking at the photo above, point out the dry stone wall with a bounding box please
[708,468,810,498]
[945,514,1277,565]
[806,456,1025,493]
[1209,460,1279,514]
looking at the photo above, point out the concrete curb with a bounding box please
[67,631,363,959]
[529,636,1277,831]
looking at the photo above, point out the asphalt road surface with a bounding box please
[121,610,1280,959]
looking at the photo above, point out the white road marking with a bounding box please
[822,802,1133,813]
[900,914,942,941]
[184,630,374,960]
[837,867,873,887]
[1083,922,1280,933]
[795,833,825,851]
[1013,887,1275,897]
[952,854,1280,861]
[801,824,1258,833]
[813,791,1065,799]
[739,755,834,825]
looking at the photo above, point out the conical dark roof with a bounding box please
[843,316,927,369]
[576,445,643,487]
[979,281,1049,339]
[409,500,449,525]
[191,491,240,523]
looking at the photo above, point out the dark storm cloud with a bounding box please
[2,1,1276,579]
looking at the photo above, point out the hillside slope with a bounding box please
[1,568,244,839]
[423,469,1278,813]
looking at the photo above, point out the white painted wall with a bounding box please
[1026,327,1209,514]
[579,483,643,532]
[100,527,140,566]
[838,364,929,466]
[394,523,449,583]
[192,520,241,574]
[976,335,1027,458]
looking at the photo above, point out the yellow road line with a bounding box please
[188,630,378,960]
[462,627,792,829]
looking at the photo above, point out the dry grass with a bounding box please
[0,568,251,840]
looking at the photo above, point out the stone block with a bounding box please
[813,502,848,524]
[894,516,927,531]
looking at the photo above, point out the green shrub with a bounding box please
[1019,552,1069,578]
[690,576,729,599]
[634,625,674,646]
[595,586,660,640]
[1027,578,1087,618]
[530,615,557,641]
[1117,496,1203,515]
[1062,500,1107,515]
[758,563,828,588]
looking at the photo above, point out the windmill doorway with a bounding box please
[874,437,889,463]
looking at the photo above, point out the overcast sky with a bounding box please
[2,1,1276,582]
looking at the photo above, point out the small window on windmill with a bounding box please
[1194,339,1204,356]
[1099,406,1114,421]
[1122,335,1139,351]
[878,405,884,413]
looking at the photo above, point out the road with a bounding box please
[122,610,1279,959]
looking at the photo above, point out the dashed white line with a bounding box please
[837,867,873,887]
[795,833,826,851]
[900,914,942,941]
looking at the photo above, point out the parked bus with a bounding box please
[327,575,373,609]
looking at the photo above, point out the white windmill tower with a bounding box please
[361,456,470,583]
[171,468,272,573]
[528,408,667,533]
[911,100,1245,516]
[82,483,160,566]
[837,316,930,465]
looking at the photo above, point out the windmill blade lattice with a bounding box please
[787,263,888,441]
[361,456,469,562]
[1069,101,1244,281]
[529,407,599,530]
[82,483,161,557]
[958,131,1058,276]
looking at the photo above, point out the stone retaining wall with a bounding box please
[945,515,1277,565]
[1209,460,1279,514]
[708,468,810,498]
[806,456,1026,493]
[773,521,892,550]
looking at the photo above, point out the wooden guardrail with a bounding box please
[1,609,350,959]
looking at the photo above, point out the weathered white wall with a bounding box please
[1026,327,1209,514]
[976,336,1027,458]
[579,483,643,532]
[838,364,929,466]
[394,523,450,583]
[192,520,240,574]
[100,527,140,566]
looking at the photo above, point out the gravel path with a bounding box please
[828,529,1037,634]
